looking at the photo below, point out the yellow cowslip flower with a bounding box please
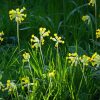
[21,77,30,84]
[66,52,79,66]
[90,52,100,66]
[39,27,50,45]
[39,27,50,37]
[3,80,17,93]
[48,70,56,78]
[9,7,26,23]
[50,33,64,47]
[0,31,4,42]
[88,0,96,6]
[30,34,40,48]
[96,29,100,38]
[82,15,90,22]
[80,55,90,66]
[23,52,30,62]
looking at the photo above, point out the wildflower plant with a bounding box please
[9,7,26,51]
[30,27,50,66]
[22,52,32,75]
[9,7,26,23]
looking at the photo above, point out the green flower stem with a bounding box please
[17,22,20,52]
[95,0,97,30]
[40,37,45,67]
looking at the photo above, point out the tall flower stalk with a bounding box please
[30,27,50,67]
[9,7,26,51]
[50,33,64,65]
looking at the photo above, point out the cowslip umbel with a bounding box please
[9,7,26,23]
[50,33,64,48]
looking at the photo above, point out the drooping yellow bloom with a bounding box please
[90,52,100,66]
[82,15,89,22]
[66,52,79,66]
[21,77,30,85]
[50,33,64,47]
[30,34,40,48]
[88,0,96,6]
[21,76,32,90]
[80,55,90,66]
[39,27,50,37]
[39,27,50,45]
[23,52,30,62]
[3,80,17,93]
[48,70,56,78]
[96,29,100,38]
[9,7,26,23]
[0,31,4,42]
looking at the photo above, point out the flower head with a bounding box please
[9,7,26,23]
[66,52,79,66]
[23,52,30,62]
[80,55,90,66]
[3,80,17,93]
[96,29,100,38]
[39,27,50,37]
[21,77,30,85]
[39,27,50,45]
[90,52,100,66]
[48,70,56,78]
[0,31,4,42]
[88,0,96,6]
[30,34,40,48]
[50,33,64,47]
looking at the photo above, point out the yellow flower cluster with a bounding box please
[2,80,17,93]
[79,55,90,66]
[9,7,26,23]
[90,52,100,66]
[66,52,79,66]
[21,77,30,85]
[82,15,90,22]
[50,33,64,47]
[39,27,50,45]
[96,29,100,39]
[30,27,50,48]
[66,52,100,67]
[88,0,96,6]
[0,31,4,42]
[48,70,56,78]
[23,52,30,62]
[30,34,40,48]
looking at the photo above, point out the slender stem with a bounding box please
[17,22,20,52]
[95,0,97,50]
[39,37,45,67]
[95,0,97,30]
